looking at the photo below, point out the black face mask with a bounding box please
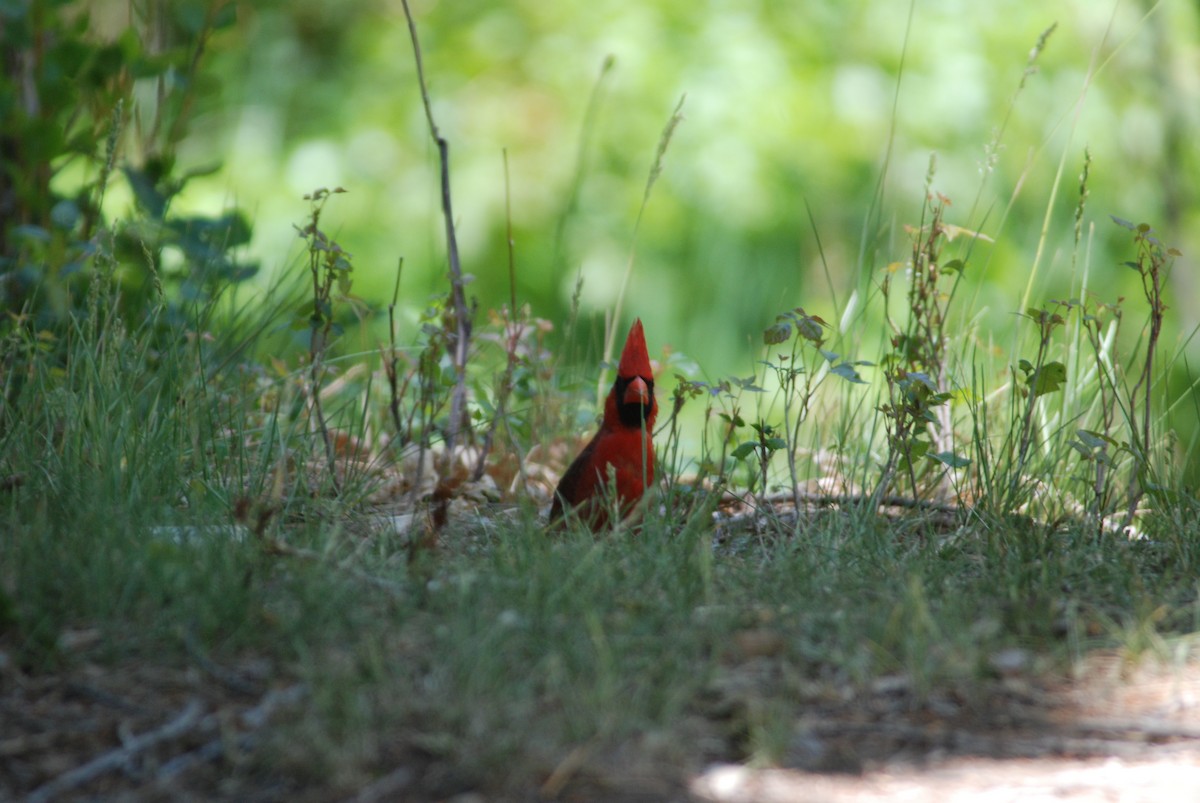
[614,376,655,429]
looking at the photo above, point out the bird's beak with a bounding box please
[623,376,650,407]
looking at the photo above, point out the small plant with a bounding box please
[1071,294,1125,530]
[655,368,716,520]
[1001,300,1070,511]
[293,187,356,494]
[731,419,787,502]
[762,306,866,513]
[875,181,974,505]
[1110,216,1176,532]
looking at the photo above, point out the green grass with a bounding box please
[3,152,1199,797]
[1,279,1197,796]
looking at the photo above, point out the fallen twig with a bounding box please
[153,683,309,783]
[182,630,265,697]
[346,765,416,802]
[27,698,205,803]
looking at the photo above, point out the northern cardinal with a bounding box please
[549,319,657,530]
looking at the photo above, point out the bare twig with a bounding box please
[182,630,264,697]
[27,699,205,803]
[541,742,595,798]
[385,257,407,444]
[153,684,309,783]
[400,0,473,468]
[346,766,416,802]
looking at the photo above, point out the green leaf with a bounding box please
[928,450,971,468]
[898,439,929,471]
[765,437,788,451]
[1027,361,1067,396]
[763,322,791,344]
[906,372,938,392]
[124,166,168,218]
[50,200,81,230]
[11,225,51,244]
[795,316,825,343]
[830,363,866,384]
[1076,430,1115,450]
[1110,215,1135,231]
[731,442,757,460]
[941,258,965,274]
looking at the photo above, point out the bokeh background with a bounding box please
[81,0,1200,465]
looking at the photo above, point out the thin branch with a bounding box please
[348,766,417,802]
[400,0,472,467]
[27,699,205,803]
[153,684,309,782]
[385,257,407,444]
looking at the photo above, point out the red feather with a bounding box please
[549,319,657,531]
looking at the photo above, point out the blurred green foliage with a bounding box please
[6,0,1199,480]
[168,0,1197,371]
[0,0,256,337]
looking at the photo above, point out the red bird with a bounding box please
[549,319,657,531]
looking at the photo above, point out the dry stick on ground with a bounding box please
[400,1,473,481]
[348,766,417,803]
[182,630,265,697]
[25,684,310,801]
[152,684,310,784]
[25,699,206,803]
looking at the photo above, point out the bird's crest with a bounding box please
[617,319,652,379]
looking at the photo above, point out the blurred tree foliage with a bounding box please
[1,0,255,335]
[157,0,1196,371]
[9,2,1200,422]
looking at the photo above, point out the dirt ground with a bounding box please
[688,650,1200,801]
[4,638,1200,802]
